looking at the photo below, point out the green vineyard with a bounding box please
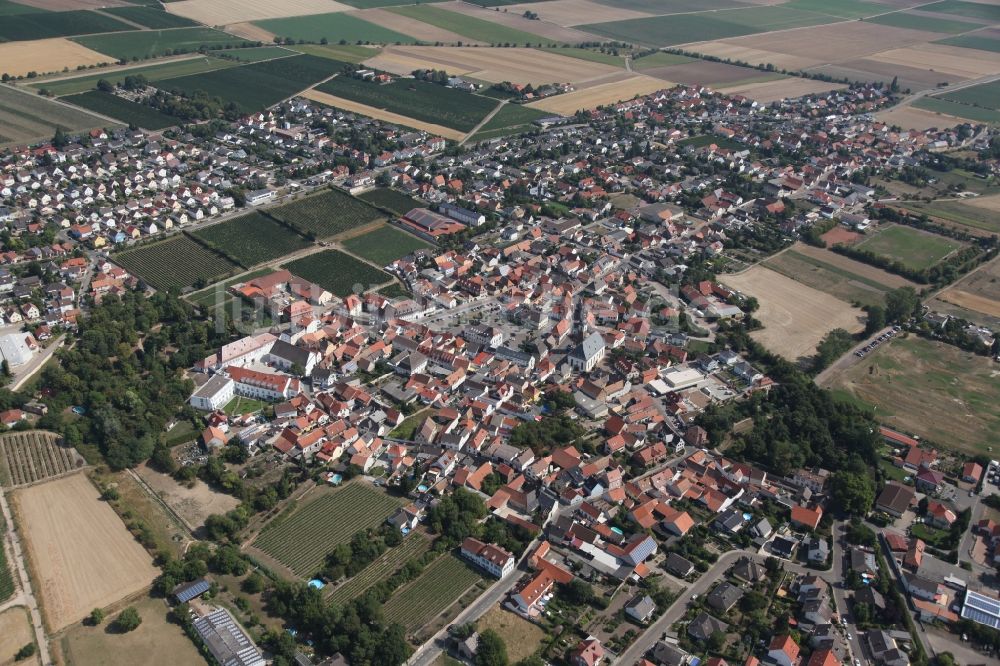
[382,554,482,631]
[327,532,431,604]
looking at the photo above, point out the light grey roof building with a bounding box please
[193,607,265,666]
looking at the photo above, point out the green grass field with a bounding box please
[356,188,427,216]
[269,188,383,239]
[542,47,625,67]
[936,33,1000,53]
[857,225,963,270]
[388,5,551,45]
[290,43,382,63]
[0,0,44,15]
[32,56,238,96]
[317,76,498,132]
[224,395,268,416]
[327,532,431,604]
[343,225,431,266]
[382,554,483,632]
[890,199,1000,234]
[73,28,250,61]
[101,6,199,29]
[864,11,979,33]
[583,6,837,47]
[593,0,744,11]
[922,0,1000,21]
[252,482,403,578]
[914,96,1000,123]
[468,102,548,141]
[782,0,884,18]
[192,212,311,267]
[284,250,392,297]
[0,10,130,42]
[115,235,239,291]
[937,79,1000,111]
[62,90,178,129]
[826,336,1000,454]
[157,53,344,112]
[255,12,417,44]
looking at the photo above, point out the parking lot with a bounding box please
[854,325,902,359]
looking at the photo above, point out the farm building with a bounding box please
[193,607,265,666]
[173,578,210,603]
[398,208,465,240]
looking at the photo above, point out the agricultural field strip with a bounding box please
[114,234,238,291]
[0,431,80,488]
[327,532,430,604]
[381,553,482,630]
[283,250,394,298]
[252,483,403,577]
[267,188,384,239]
[191,211,311,268]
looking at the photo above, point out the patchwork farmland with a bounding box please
[327,532,431,604]
[0,431,85,488]
[268,188,383,239]
[63,90,178,129]
[73,27,250,61]
[114,235,239,291]
[250,482,403,578]
[29,55,240,96]
[192,212,311,267]
[284,250,393,297]
[381,553,483,633]
[0,83,110,147]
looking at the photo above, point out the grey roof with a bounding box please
[269,339,312,367]
[193,608,265,666]
[569,331,605,363]
[651,641,690,666]
[173,578,210,602]
[625,594,656,620]
[707,581,743,612]
[687,611,729,641]
[664,552,695,577]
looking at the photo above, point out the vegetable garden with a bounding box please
[251,482,403,578]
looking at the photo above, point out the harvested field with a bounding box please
[824,336,1000,454]
[225,21,275,42]
[763,242,917,308]
[868,43,1000,80]
[364,45,620,86]
[639,59,778,86]
[690,22,943,70]
[717,76,843,102]
[0,37,109,78]
[12,472,158,631]
[930,254,1000,329]
[477,606,547,663]
[168,0,352,25]
[250,481,403,578]
[0,431,85,488]
[355,8,477,44]
[135,464,240,531]
[59,595,202,666]
[435,1,601,43]
[875,104,968,130]
[525,73,665,114]
[302,88,465,140]
[686,41,816,71]
[502,0,653,26]
[0,83,110,148]
[721,264,865,362]
[0,607,34,666]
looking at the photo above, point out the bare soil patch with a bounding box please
[722,264,865,362]
[302,88,466,140]
[876,104,967,130]
[0,607,35,666]
[930,254,1000,328]
[135,462,240,531]
[436,0,602,43]
[526,73,665,114]
[641,59,769,85]
[0,38,110,78]
[503,0,652,26]
[820,226,861,246]
[168,0,351,26]
[12,472,158,632]
[355,8,476,44]
[718,77,844,102]
[689,42,815,71]
[868,43,1000,79]
[365,45,618,85]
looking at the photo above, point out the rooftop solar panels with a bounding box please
[961,590,1000,629]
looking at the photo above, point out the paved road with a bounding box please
[461,100,508,146]
[813,327,896,387]
[0,486,51,665]
[10,334,65,392]
[829,521,866,663]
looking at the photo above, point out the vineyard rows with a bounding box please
[327,532,430,605]
[269,189,382,239]
[192,212,310,268]
[252,482,402,578]
[382,554,482,631]
[115,235,238,291]
[0,431,84,488]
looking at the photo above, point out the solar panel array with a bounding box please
[961,591,1000,629]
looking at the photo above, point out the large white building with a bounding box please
[461,537,515,578]
[189,374,235,411]
[567,332,606,373]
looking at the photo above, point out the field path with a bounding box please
[0,485,51,666]
[460,99,506,145]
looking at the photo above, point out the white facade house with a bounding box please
[189,374,235,411]
[461,537,515,578]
